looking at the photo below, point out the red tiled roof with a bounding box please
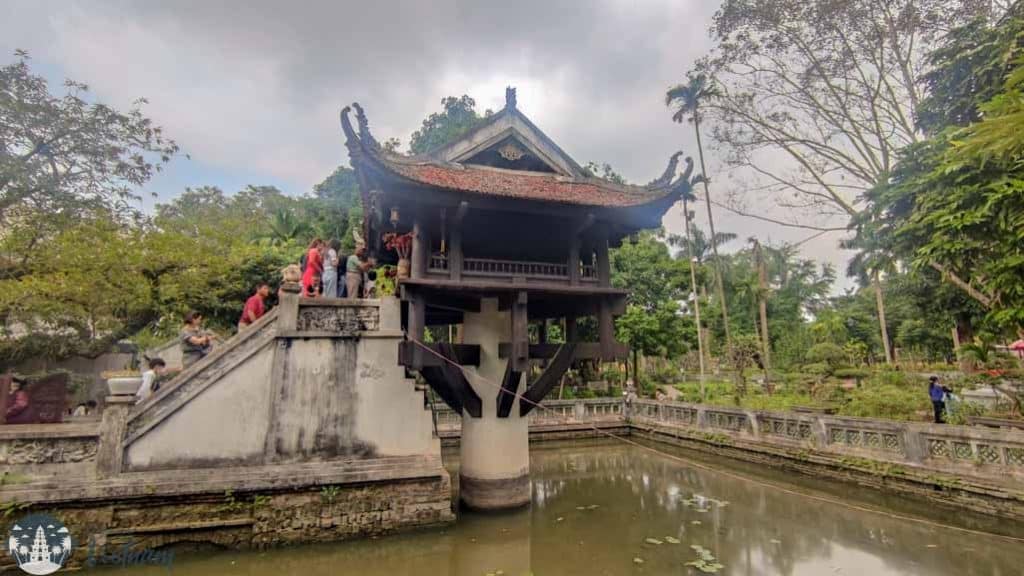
[375,157,670,208]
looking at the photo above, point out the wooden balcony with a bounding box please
[427,254,599,285]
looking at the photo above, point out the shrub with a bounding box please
[840,384,930,421]
[600,365,626,386]
[806,342,847,370]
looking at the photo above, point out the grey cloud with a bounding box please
[0,0,854,288]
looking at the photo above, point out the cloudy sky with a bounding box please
[1,0,855,287]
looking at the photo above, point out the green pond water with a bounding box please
[102,439,1024,576]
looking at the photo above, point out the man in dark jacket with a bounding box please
[928,376,953,424]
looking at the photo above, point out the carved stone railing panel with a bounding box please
[296,304,380,333]
[826,425,904,456]
[923,434,1024,468]
[0,433,100,466]
[705,410,749,433]
[758,416,813,441]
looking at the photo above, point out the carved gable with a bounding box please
[427,89,586,178]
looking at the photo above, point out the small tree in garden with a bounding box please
[727,335,761,398]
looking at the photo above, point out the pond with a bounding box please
[105,439,1024,576]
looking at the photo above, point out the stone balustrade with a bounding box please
[627,399,1024,481]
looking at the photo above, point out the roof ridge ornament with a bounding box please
[648,151,683,188]
[351,102,381,150]
[505,86,517,110]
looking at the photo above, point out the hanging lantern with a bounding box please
[389,207,400,227]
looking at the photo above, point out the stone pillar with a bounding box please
[459,298,530,510]
[96,395,134,478]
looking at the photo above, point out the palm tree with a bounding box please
[667,72,733,355]
[678,179,707,400]
[750,238,772,376]
[843,225,895,365]
[668,226,737,265]
[254,208,312,247]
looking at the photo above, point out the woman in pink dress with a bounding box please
[301,239,324,297]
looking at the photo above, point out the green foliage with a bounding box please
[611,232,696,358]
[408,95,493,155]
[840,383,930,421]
[805,343,847,370]
[0,51,179,232]
[581,161,626,184]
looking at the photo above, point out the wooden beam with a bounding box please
[398,277,629,296]
[496,358,522,418]
[450,201,468,282]
[511,290,529,373]
[498,342,628,361]
[399,342,480,367]
[520,342,577,416]
[417,343,482,418]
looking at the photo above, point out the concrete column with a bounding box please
[459,298,530,510]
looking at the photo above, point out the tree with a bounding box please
[862,5,1024,329]
[408,95,493,155]
[666,71,734,355]
[691,0,1000,346]
[582,161,627,184]
[0,51,178,236]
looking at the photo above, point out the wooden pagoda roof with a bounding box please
[339,91,696,215]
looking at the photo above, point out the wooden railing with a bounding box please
[427,255,600,284]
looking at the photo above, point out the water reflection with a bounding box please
[106,440,1024,576]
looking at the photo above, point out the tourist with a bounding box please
[4,376,31,424]
[322,239,340,298]
[137,358,167,403]
[346,247,371,298]
[928,376,953,424]
[72,400,98,417]
[239,283,271,330]
[181,311,214,368]
[364,269,377,298]
[303,272,322,298]
[301,238,323,297]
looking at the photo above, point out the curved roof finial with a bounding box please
[505,86,517,110]
[648,151,683,188]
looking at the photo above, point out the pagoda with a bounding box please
[341,87,693,510]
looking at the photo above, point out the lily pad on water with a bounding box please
[576,506,587,510]
[664,536,681,544]
[770,539,782,545]
[633,557,644,565]
[586,504,600,510]
[685,545,724,574]
[691,520,702,525]
[556,517,564,522]
[645,538,664,545]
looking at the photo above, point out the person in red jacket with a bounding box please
[5,376,31,424]
[301,239,323,298]
[238,283,271,330]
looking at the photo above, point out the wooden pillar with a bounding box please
[450,201,467,281]
[568,234,580,285]
[565,316,578,343]
[596,225,610,287]
[538,320,548,344]
[511,291,529,372]
[598,299,614,358]
[408,292,426,369]
[412,216,428,279]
